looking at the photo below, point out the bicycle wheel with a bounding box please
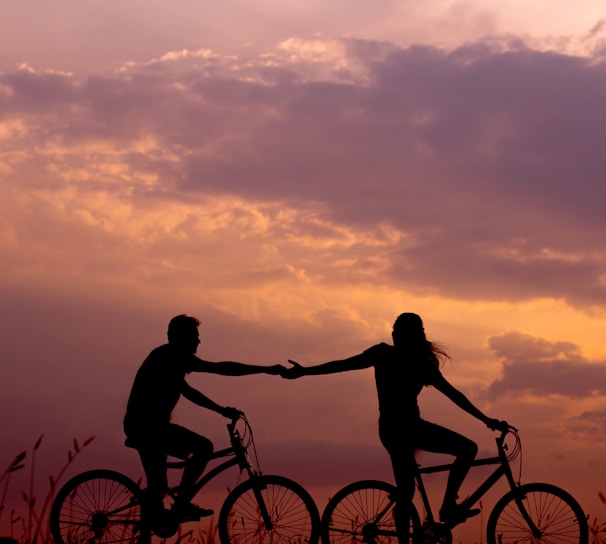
[321,480,421,544]
[486,482,588,544]
[218,474,321,544]
[50,469,149,544]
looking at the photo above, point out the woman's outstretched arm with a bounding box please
[284,352,372,378]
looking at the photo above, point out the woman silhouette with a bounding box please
[285,313,507,541]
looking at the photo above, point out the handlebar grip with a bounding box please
[227,412,245,431]
[495,423,518,447]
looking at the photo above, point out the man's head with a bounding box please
[167,314,201,353]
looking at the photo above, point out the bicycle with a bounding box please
[50,414,321,544]
[320,425,588,544]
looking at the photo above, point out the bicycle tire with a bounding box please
[218,474,321,544]
[486,482,588,544]
[321,480,421,544]
[50,469,149,544]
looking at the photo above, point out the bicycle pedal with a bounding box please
[421,522,452,544]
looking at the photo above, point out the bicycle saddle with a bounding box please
[124,438,188,469]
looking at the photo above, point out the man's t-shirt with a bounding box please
[124,344,195,436]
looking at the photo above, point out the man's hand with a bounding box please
[265,364,288,376]
[280,360,307,379]
[486,418,511,432]
[221,406,244,420]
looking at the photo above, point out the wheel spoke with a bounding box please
[321,481,420,544]
[219,475,320,544]
[487,483,588,544]
[50,470,147,544]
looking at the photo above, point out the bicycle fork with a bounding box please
[508,486,542,539]
[251,478,275,531]
[498,453,543,539]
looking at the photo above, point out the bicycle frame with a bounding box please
[414,428,540,534]
[50,414,322,544]
[321,426,587,544]
[165,416,275,530]
[181,422,256,496]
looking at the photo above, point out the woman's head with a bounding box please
[392,312,426,346]
[392,312,449,366]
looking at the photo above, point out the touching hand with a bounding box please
[266,364,287,376]
[280,360,306,379]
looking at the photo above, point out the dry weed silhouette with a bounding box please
[0,435,94,544]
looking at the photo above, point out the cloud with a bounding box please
[487,331,606,398]
[5,19,606,528]
[2,36,606,314]
[568,409,606,441]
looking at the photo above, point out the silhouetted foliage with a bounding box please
[0,435,94,544]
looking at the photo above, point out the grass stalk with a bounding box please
[1,436,94,544]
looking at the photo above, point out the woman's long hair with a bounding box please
[392,313,450,368]
[427,340,450,368]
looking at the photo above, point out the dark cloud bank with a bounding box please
[486,330,606,439]
[3,36,606,309]
[488,331,606,399]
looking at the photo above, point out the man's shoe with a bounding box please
[439,503,480,525]
[172,502,214,522]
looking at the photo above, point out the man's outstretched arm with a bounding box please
[191,358,285,376]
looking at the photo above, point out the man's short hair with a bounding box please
[167,314,200,343]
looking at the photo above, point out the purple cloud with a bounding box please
[488,331,606,398]
[2,37,606,309]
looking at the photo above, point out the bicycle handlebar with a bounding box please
[226,412,246,434]
[494,423,522,462]
[495,422,515,438]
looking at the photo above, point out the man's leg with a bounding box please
[165,425,213,514]
[137,447,168,516]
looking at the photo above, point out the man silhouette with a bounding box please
[124,314,284,520]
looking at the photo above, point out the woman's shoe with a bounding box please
[439,503,480,525]
[172,502,214,521]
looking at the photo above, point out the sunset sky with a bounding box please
[2,1,606,541]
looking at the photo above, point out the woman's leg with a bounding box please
[380,427,417,544]
[415,420,478,520]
